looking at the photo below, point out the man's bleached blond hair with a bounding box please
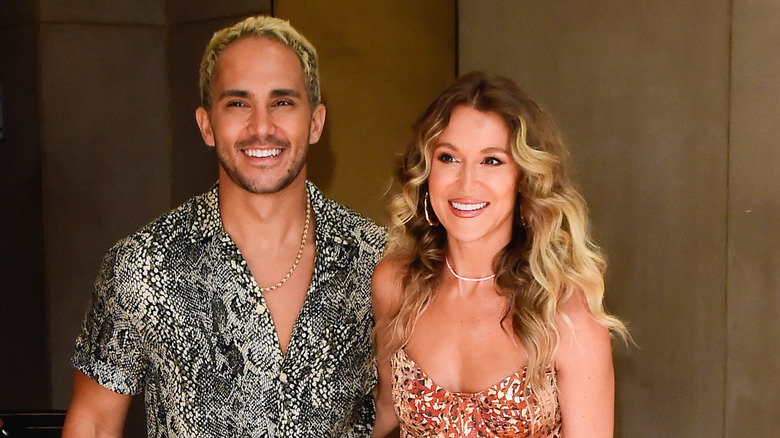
[199,15,320,109]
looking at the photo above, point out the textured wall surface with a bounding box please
[41,21,172,410]
[0,5,48,410]
[459,1,778,436]
[726,0,780,435]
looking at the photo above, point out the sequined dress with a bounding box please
[391,349,561,437]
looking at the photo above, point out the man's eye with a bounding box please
[227,101,247,107]
[274,99,294,107]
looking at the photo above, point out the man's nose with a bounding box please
[247,106,275,137]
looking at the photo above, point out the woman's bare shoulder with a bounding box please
[554,291,615,437]
[555,290,612,368]
[371,256,407,317]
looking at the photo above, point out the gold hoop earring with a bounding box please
[518,193,527,229]
[424,192,439,226]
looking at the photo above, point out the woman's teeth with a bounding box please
[451,201,487,211]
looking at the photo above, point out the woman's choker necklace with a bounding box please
[445,256,496,282]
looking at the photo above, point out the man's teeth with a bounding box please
[451,201,488,211]
[245,148,282,158]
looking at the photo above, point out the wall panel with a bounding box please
[726,0,780,435]
[0,22,48,409]
[459,1,731,436]
[41,23,171,409]
[40,0,165,24]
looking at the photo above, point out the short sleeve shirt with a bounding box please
[72,182,386,437]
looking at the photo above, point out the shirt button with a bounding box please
[279,372,288,383]
[256,303,266,314]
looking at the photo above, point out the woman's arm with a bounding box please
[555,292,616,438]
[371,258,402,438]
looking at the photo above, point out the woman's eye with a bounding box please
[437,153,456,163]
[483,156,503,166]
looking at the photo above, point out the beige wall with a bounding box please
[274,0,456,222]
[727,0,780,433]
[460,1,779,436]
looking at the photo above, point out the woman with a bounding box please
[372,72,628,437]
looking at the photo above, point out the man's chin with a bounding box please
[226,172,304,195]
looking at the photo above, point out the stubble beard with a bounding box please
[217,137,309,195]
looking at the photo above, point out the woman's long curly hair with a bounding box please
[381,71,627,390]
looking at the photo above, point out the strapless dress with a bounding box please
[391,349,561,437]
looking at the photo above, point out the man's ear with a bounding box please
[195,107,215,147]
[308,103,326,144]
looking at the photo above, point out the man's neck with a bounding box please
[218,175,310,250]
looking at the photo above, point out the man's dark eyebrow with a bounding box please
[218,88,302,101]
[271,88,302,98]
[220,89,250,100]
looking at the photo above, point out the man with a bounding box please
[62,16,385,437]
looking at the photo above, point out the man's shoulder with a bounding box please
[309,183,387,249]
[108,188,219,262]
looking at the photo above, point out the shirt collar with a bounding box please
[187,181,360,267]
[187,183,223,244]
[307,181,358,276]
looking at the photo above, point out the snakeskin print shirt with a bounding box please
[72,182,386,437]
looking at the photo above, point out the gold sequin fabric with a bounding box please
[392,349,562,437]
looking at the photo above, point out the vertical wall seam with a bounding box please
[165,10,173,210]
[723,0,734,436]
[454,0,460,77]
[36,0,55,410]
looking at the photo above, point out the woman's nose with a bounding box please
[458,164,476,191]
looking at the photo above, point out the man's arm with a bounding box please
[61,370,132,438]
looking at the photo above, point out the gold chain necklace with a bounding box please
[259,191,311,293]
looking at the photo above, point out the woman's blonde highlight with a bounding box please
[376,72,628,397]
